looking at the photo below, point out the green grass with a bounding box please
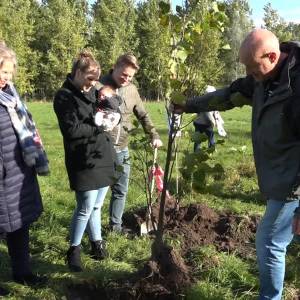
[186,245,258,300]
[0,101,299,299]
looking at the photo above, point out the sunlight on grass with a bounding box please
[0,102,299,299]
[187,245,258,300]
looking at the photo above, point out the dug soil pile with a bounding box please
[124,198,260,257]
[67,199,260,300]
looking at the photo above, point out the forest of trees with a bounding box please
[0,0,299,100]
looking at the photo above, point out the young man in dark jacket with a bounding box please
[172,29,300,299]
[99,54,163,232]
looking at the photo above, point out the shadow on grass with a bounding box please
[173,179,265,207]
[207,184,264,206]
[39,123,60,131]
[1,243,133,300]
[154,127,252,141]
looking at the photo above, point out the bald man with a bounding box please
[173,29,300,299]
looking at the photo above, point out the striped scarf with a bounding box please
[0,83,49,175]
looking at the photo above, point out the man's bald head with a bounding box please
[239,29,283,82]
[240,29,280,60]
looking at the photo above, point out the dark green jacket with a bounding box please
[185,42,300,200]
[99,73,160,151]
[53,76,116,191]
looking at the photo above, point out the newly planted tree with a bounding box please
[135,0,229,290]
[155,0,227,241]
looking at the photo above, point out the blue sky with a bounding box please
[88,1,300,26]
[171,0,300,26]
[247,0,300,26]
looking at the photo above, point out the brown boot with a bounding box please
[66,245,82,272]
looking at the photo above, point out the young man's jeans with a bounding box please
[256,198,299,300]
[193,123,215,152]
[70,187,109,246]
[109,147,130,231]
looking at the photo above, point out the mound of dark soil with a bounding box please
[67,200,260,300]
[124,198,260,257]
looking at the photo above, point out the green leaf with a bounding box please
[175,49,188,63]
[192,132,207,143]
[194,151,210,162]
[192,23,202,34]
[159,1,170,14]
[132,119,140,128]
[176,5,183,14]
[170,14,181,25]
[222,44,231,50]
[211,2,219,13]
[213,163,224,173]
[169,60,177,76]
[199,162,213,172]
[170,15,182,33]
[170,79,182,90]
[170,91,186,104]
[217,3,226,12]
[160,14,170,26]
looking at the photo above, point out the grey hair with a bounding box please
[0,43,17,73]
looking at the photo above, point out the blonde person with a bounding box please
[53,50,116,272]
[0,43,48,291]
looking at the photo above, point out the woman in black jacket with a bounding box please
[54,50,116,272]
[0,43,48,291]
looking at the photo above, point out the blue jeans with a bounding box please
[256,198,299,300]
[193,123,215,152]
[70,186,109,246]
[109,147,130,230]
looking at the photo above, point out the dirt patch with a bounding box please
[124,198,260,258]
[67,200,260,300]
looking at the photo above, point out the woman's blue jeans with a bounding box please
[70,186,109,246]
[256,198,299,299]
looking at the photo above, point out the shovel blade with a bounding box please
[140,219,157,235]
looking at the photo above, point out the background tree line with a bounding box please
[0,0,299,100]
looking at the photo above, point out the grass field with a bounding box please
[1,101,300,299]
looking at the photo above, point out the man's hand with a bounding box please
[151,138,163,148]
[169,102,186,114]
